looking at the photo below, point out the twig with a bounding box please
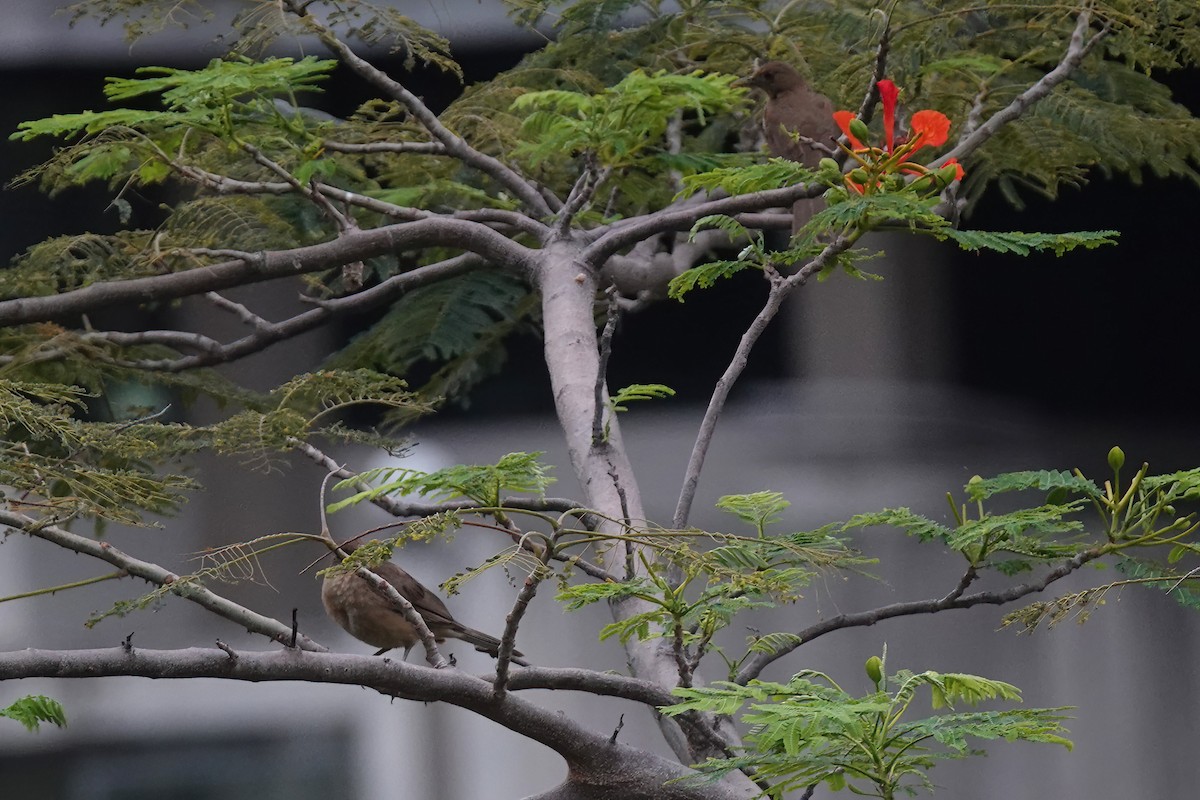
[672,620,693,688]
[733,547,1105,684]
[0,571,127,604]
[591,285,621,446]
[493,546,551,694]
[609,713,626,744]
[854,8,893,125]
[936,7,1109,168]
[556,157,610,236]
[0,509,326,651]
[672,235,856,529]
[290,439,615,581]
[281,0,556,217]
[321,140,447,155]
[241,141,356,233]
[215,640,238,661]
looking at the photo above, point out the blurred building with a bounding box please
[2,2,1199,799]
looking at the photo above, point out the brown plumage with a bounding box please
[742,61,839,233]
[322,542,528,666]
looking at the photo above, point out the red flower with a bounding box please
[876,79,899,153]
[909,109,950,150]
[833,110,864,150]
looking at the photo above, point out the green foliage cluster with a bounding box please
[1,695,67,733]
[329,451,555,511]
[512,69,744,170]
[665,654,1071,799]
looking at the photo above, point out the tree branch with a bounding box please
[0,219,537,327]
[733,547,1105,683]
[289,439,616,581]
[583,182,825,267]
[936,7,1109,168]
[673,234,857,529]
[282,0,556,218]
[0,511,326,652]
[0,647,752,800]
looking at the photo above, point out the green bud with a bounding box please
[848,168,871,184]
[937,163,961,185]
[968,475,983,485]
[824,186,849,204]
[1108,446,1126,472]
[848,117,871,144]
[908,174,937,195]
[865,655,884,683]
[1046,487,1069,506]
[818,157,840,174]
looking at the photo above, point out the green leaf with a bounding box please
[933,228,1119,256]
[330,451,554,510]
[716,491,791,531]
[844,508,953,543]
[965,470,1101,501]
[608,383,675,412]
[556,579,656,610]
[1,695,67,732]
[668,259,757,301]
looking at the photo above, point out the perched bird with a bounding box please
[322,542,528,666]
[741,61,839,233]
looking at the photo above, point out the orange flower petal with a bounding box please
[909,109,951,149]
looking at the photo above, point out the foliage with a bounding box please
[512,69,745,168]
[3,2,1200,798]
[665,652,1071,799]
[328,451,555,511]
[1,695,67,732]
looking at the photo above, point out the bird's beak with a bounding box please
[732,76,754,89]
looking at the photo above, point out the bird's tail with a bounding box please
[453,625,530,667]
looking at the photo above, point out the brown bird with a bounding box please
[322,542,528,666]
[741,61,839,233]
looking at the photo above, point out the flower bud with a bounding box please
[848,118,871,144]
[848,168,871,185]
[937,163,962,185]
[865,655,883,684]
[1107,446,1125,472]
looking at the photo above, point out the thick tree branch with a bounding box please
[583,182,825,267]
[0,220,537,327]
[0,511,326,652]
[537,245,757,793]
[0,647,750,800]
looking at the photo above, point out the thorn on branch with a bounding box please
[122,632,134,653]
[609,713,625,744]
[289,608,299,648]
[216,640,239,662]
